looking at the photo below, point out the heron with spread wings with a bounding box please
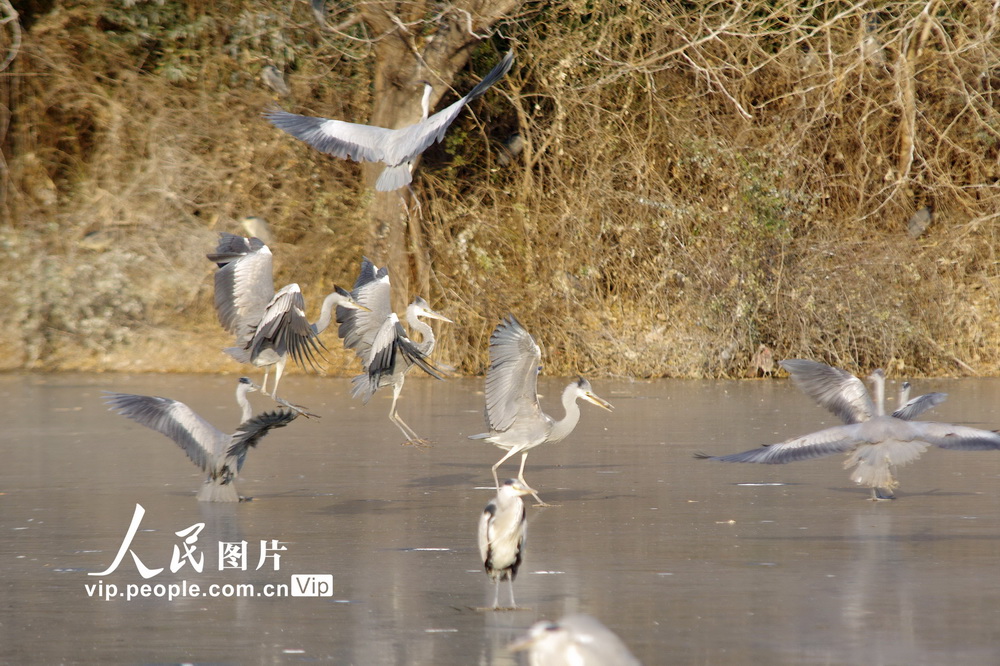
[208,232,368,404]
[265,51,514,191]
[104,377,297,502]
[336,257,451,445]
[697,359,1000,500]
[470,315,613,506]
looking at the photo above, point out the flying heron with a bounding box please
[208,232,368,403]
[336,257,451,445]
[478,478,534,610]
[508,614,642,665]
[696,359,1000,500]
[470,315,614,506]
[104,378,297,502]
[264,50,514,191]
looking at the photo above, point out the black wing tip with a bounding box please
[465,49,515,101]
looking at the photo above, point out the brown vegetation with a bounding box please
[2,1,999,378]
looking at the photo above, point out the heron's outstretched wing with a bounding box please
[104,392,226,471]
[225,409,298,471]
[484,315,544,433]
[249,283,326,371]
[264,110,395,163]
[780,359,875,424]
[892,393,948,421]
[695,423,865,465]
[914,422,1000,451]
[337,257,393,368]
[366,315,446,385]
[209,233,275,338]
[892,392,947,420]
[383,50,515,166]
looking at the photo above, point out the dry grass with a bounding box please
[3,1,999,377]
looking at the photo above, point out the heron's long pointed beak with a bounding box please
[510,480,537,497]
[584,392,614,412]
[334,285,371,311]
[424,309,453,324]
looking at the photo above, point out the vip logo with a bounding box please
[290,574,334,597]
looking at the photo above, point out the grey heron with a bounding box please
[207,232,368,403]
[104,378,297,502]
[336,257,451,445]
[696,359,999,500]
[478,478,534,610]
[264,50,514,191]
[508,614,642,666]
[470,315,614,506]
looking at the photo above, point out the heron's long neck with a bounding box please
[312,292,338,335]
[897,383,910,408]
[407,310,436,355]
[549,383,583,443]
[420,83,432,120]
[872,373,886,416]
[236,386,253,423]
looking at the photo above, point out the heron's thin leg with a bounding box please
[492,581,500,610]
[389,383,427,446]
[403,184,423,220]
[516,452,548,506]
[260,368,271,396]
[507,578,517,609]
[492,448,522,491]
[271,358,287,400]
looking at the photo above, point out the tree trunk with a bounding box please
[358,1,522,310]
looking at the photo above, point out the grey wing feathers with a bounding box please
[484,315,542,433]
[104,392,224,471]
[779,359,875,424]
[225,409,298,471]
[892,392,947,420]
[915,422,1000,451]
[695,423,864,464]
[250,285,326,370]
[264,110,394,163]
[210,233,275,337]
[337,257,392,366]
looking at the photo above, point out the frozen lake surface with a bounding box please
[2,371,1000,664]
